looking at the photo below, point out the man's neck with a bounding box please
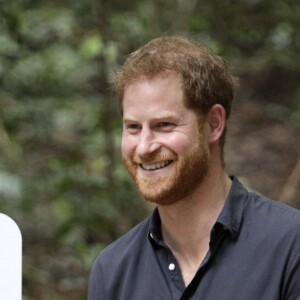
[157,168,232,286]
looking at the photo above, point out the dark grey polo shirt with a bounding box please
[88,177,300,300]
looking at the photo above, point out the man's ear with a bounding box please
[206,104,227,144]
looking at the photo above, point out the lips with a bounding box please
[140,160,173,171]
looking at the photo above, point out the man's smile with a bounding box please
[140,160,173,171]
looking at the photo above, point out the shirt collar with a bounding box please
[216,176,248,239]
[148,176,248,243]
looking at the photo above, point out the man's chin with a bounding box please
[136,185,180,206]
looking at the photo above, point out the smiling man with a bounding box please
[88,37,300,300]
[122,71,212,207]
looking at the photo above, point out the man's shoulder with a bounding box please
[250,192,300,217]
[247,191,300,235]
[93,214,151,268]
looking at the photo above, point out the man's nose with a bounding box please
[136,127,160,157]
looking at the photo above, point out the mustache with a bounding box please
[132,151,177,164]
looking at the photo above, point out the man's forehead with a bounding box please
[124,70,181,89]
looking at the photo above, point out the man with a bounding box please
[89,36,300,299]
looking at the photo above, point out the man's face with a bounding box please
[121,71,211,206]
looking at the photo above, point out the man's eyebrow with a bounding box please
[123,113,180,122]
[122,117,138,123]
[151,114,181,123]
[150,111,181,119]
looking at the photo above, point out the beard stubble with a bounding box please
[122,129,211,206]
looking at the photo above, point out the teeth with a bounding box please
[141,161,172,170]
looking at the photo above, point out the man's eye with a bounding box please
[126,124,141,132]
[158,122,173,128]
[156,122,175,131]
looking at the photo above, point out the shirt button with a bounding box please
[168,263,175,271]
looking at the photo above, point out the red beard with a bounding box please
[122,130,210,206]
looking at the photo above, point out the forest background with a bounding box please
[0,0,299,299]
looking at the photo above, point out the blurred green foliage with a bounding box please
[0,0,299,298]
